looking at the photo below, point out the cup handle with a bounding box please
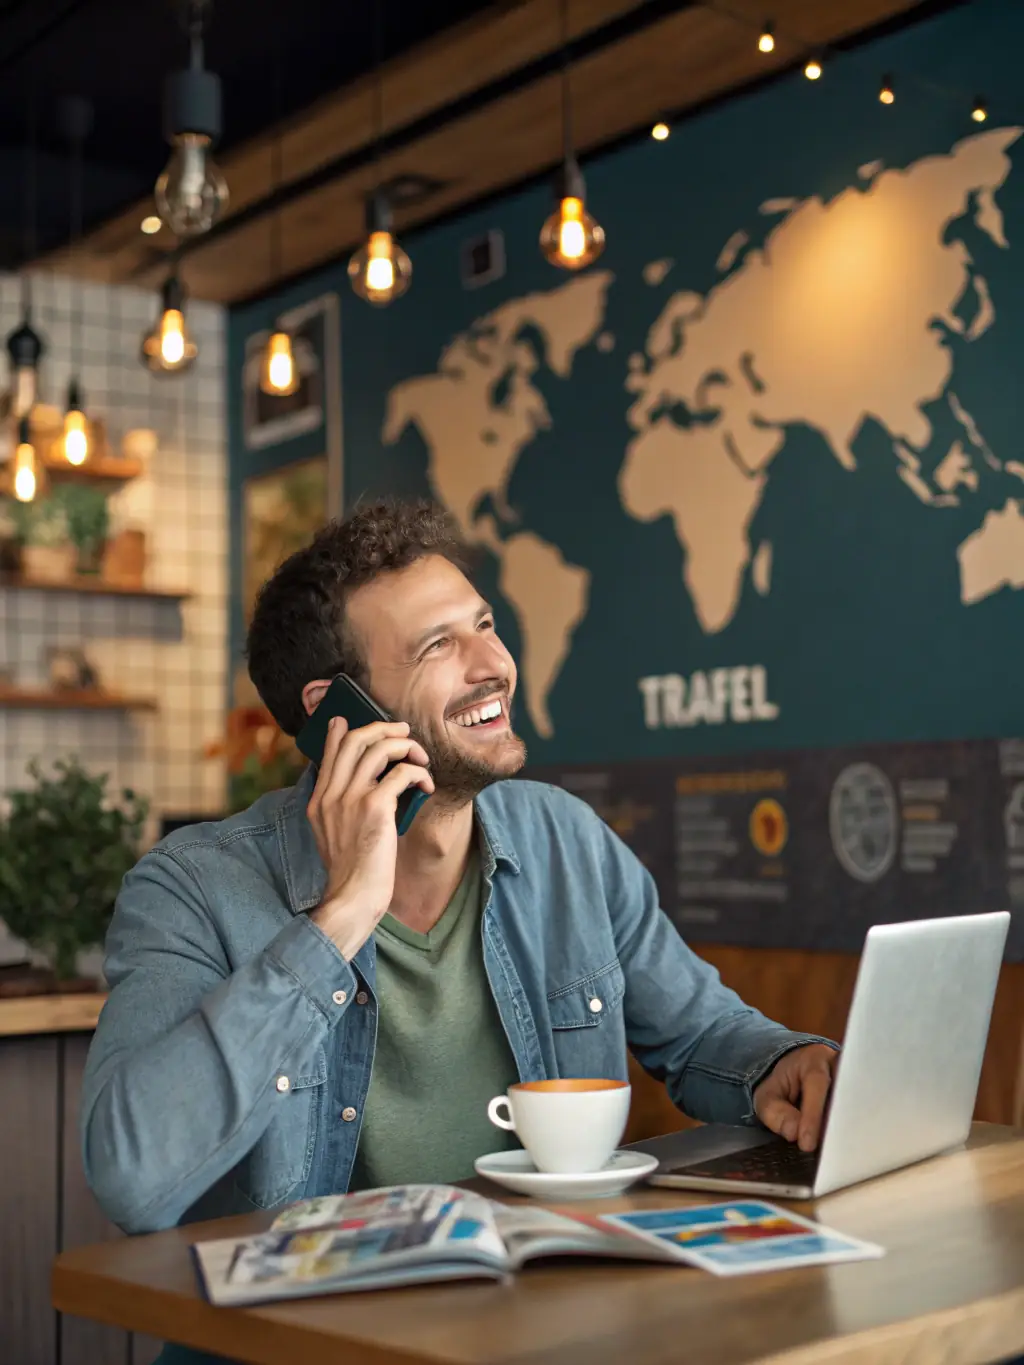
[487,1095,516,1132]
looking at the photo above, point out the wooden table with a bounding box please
[52,1124,1024,1365]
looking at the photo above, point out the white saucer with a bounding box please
[474,1149,659,1200]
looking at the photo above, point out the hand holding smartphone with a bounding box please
[300,678,434,959]
[296,675,431,835]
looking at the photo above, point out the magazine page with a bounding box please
[602,1200,885,1277]
[193,1185,509,1306]
[490,1202,679,1269]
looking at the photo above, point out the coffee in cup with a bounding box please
[486,1078,631,1174]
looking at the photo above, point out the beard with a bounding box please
[406,682,526,805]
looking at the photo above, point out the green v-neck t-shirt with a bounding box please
[348,845,521,1191]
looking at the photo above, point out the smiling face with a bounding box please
[345,554,526,802]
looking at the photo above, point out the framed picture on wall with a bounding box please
[242,455,329,625]
[242,292,341,454]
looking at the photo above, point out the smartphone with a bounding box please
[295,674,430,836]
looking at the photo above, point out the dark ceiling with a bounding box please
[0,0,492,267]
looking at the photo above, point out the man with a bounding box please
[83,497,835,1243]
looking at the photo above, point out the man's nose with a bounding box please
[465,632,508,681]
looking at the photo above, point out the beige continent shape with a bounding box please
[498,533,590,739]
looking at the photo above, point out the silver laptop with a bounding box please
[629,912,1009,1199]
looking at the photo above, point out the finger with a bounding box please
[375,762,435,802]
[307,715,349,811]
[319,720,411,805]
[755,1093,802,1144]
[350,737,432,792]
[796,1066,833,1152]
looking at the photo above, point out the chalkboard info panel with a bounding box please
[524,738,1024,961]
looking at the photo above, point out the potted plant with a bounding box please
[55,484,110,575]
[10,495,75,583]
[0,757,149,988]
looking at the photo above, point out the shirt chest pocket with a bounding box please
[546,961,627,1080]
[235,1052,327,1210]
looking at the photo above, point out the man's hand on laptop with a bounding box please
[753,1044,837,1152]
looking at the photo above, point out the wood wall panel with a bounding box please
[60,1033,131,1365]
[624,948,1024,1143]
[0,1035,59,1365]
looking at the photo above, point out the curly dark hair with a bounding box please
[246,498,474,736]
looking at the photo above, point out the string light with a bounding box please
[540,160,605,270]
[651,121,670,141]
[349,194,413,305]
[62,379,89,466]
[13,416,38,503]
[58,95,93,468]
[141,273,198,373]
[258,58,299,389]
[541,0,605,271]
[141,215,162,234]
[260,331,299,395]
[698,4,988,130]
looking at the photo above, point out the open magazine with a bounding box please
[192,1185,884,1305]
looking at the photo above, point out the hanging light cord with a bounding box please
[560,0,573,164]
[270,57,283,279]
[70,119,84,384]
[372,0,384,171]
[21,81,38,317]
[183,0,207,64]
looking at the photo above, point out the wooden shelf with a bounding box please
[0,573,190,601]
[0,687,157,712]
[0,992,106,1038]
[41,453,143,486]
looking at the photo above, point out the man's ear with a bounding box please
[301,679,334,718]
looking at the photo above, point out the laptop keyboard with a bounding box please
[672,1138,821,1185]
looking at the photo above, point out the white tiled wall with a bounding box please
[0,270,229,965]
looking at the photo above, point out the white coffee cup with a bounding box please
[486,1078,631,1174]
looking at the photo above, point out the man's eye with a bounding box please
[424,637,449,654]
[479,617,494,632]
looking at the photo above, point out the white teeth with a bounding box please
[454,699,503,727]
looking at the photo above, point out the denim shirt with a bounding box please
[81,772,830,1236]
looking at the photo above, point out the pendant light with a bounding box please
[58,96,93,466]
[155,0,229,238]
[259,61,298,395]
[539,0,605,271]
[348,0,412,306]
[6,301,45,421]
[349,193,412,305]
[12,415,39,503]
[6,92,45,425]
[141,271,198,374]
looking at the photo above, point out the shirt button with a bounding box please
[589,997,603,1014]
[341,1106,358,1122]
[275,1075,290,1093]
[356,991,369,1006]
[332,989,348,1006]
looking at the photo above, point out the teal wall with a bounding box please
[228,0,1023,770]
